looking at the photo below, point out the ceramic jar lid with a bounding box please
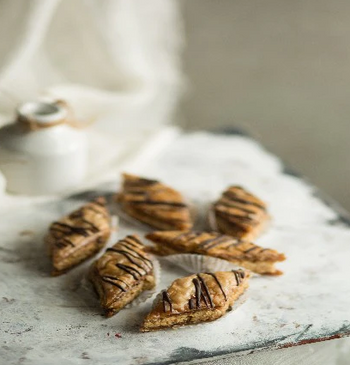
[0,100,88,195]
[16,100,69,130]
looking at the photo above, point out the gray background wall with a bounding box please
[180,0,350,211]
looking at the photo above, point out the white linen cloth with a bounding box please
[0,0,183,128]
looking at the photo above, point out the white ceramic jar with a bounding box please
[0,100,88,195]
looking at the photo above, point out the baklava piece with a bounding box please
[47,197,111,276]
[141,269,250,332]
[117,173,193,231]
[212,186,270,241]
[89,235,155,317]
[146,231,285,275]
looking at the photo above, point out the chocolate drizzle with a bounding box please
[213,187,267,234]
[81,219,100,233]
[122,237,153,268]
[127,200,187,208]
[51,222,90,237]
[171,231,201,245]
[232,269,245,286]
[161,271,247,315]
[187,272,237,309]
[193,278,203,307]
[101,276,128,292]
[223,190,266,210]
[148,230,273,269]
[85,204,108,219]
[216,210,256,224]
[170,232,242,252]
[228,240,245,248]
[115,263,142,280]
[170,231,192,244]
[162,290,173,313]
[96,236,154,299]
[113,250,149,273]
[198,235,237,250]
[125,177,159,187]
[217,201,257,215]
[197,235,222,248]
[124,236,142,248]
[190,275,214,309]
[243,246,260,254]
[54,237,75,249]
[108,247,152,273]
[120,174,192,230]
[197,274,214,308]
[108,245,152,267]
[207,273,227,301]
[233,270,241,285]
[50,198,110,250]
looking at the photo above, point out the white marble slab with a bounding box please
[1,131,350,365]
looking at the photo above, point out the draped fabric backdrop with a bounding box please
[0,0,184,193]
[0,0,183,130]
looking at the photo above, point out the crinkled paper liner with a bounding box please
[80,255,161,309]
[163,253,251,274]
[109,214,119,239]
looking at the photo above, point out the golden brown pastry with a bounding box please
[89,235,155,317]
[117,173,193,231]
[47,197,111,276]
[212,186,270,241]
[141,269,250,331]
[146,231,285,275]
